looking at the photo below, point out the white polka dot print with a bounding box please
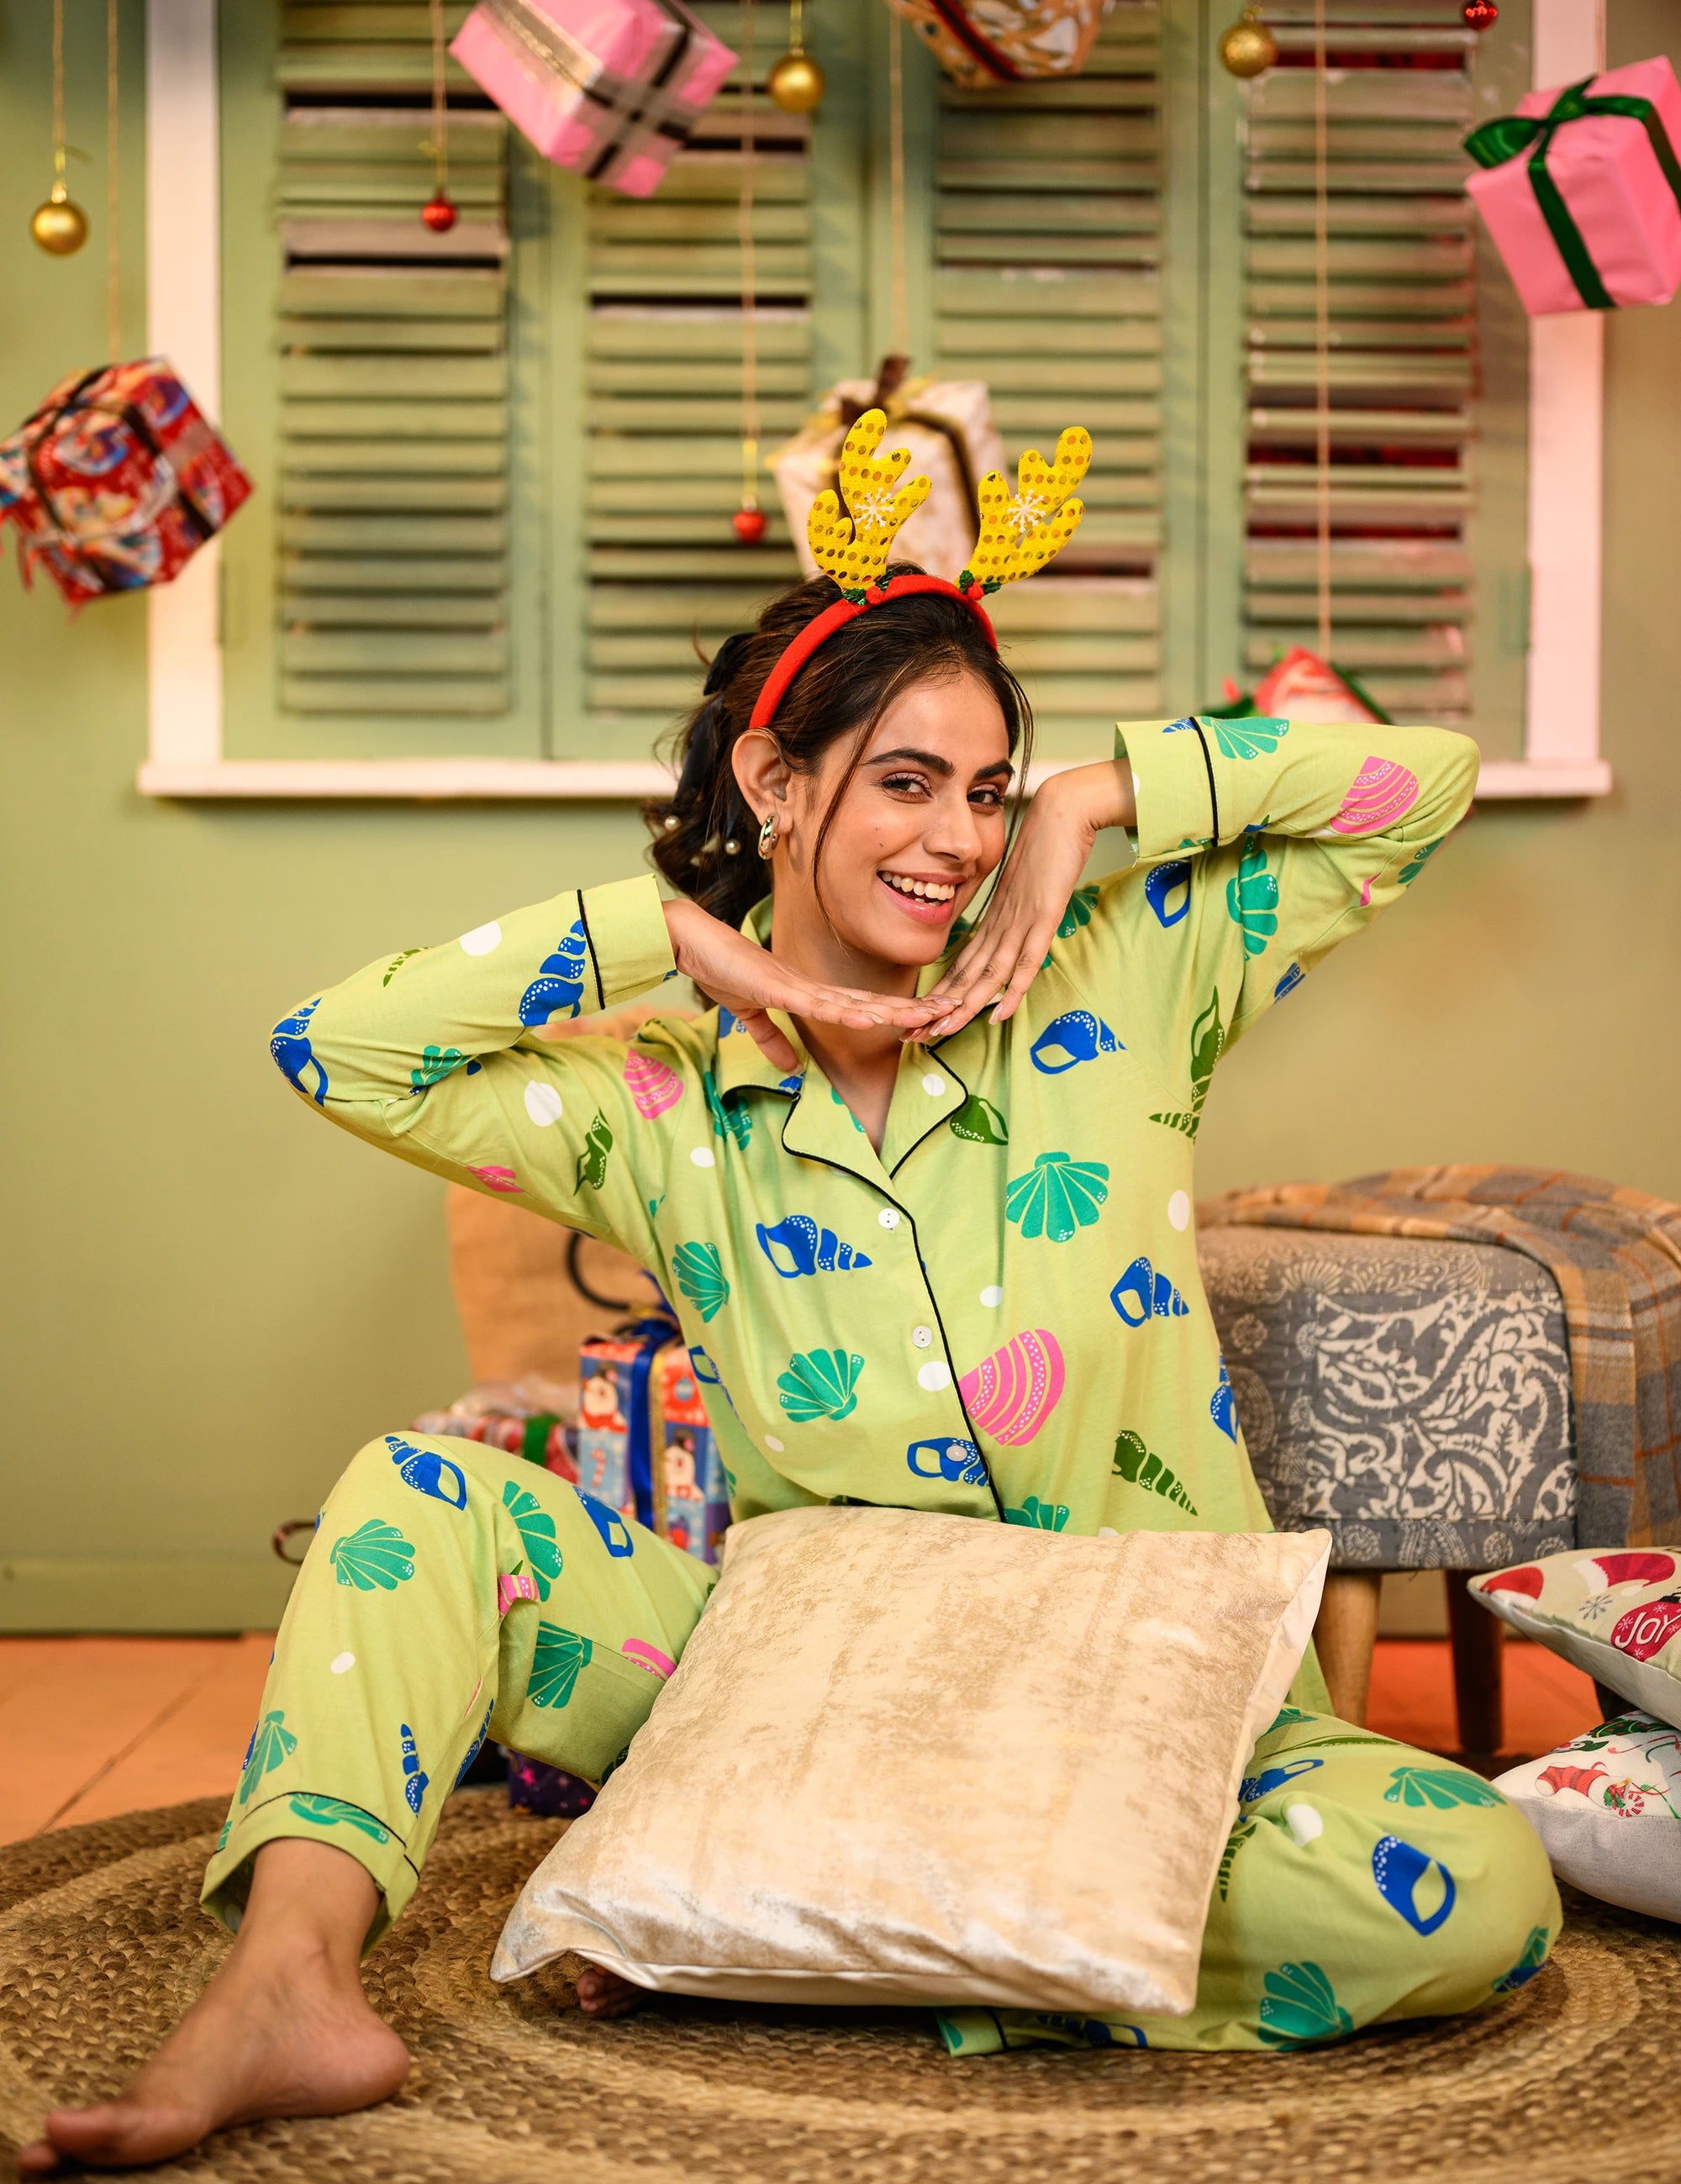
[1285,1802,1324,1847]
[916,1360,952,1392]
[979,1284,1003,1308]
[1167,1189,1191,1232]
[330,1652,356,1675]
[459,920,502,956]
[690,1146,716,1168]
[921,1072,946,1097]
[524,1081,563,1128]
[765,1434,785,1454]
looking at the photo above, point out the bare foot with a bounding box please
[17,1839,407,2174]
[577,1963,644,2019]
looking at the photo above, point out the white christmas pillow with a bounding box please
[493,1506,1330,2018]
[1469,1547,1681,1729]
[1494,1712,1681,1923]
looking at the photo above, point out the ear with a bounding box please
[730,727,790,824]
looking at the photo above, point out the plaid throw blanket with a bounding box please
[1199,1166,1681,1549]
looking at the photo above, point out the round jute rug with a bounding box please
[3,1792,1680,2184]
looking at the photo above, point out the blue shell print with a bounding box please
[1372,1834,1457,1937]
[906,1438,988,1485]
[1143,860,1191,929]
[1273,961,1305,1002]
[1109,1255,1189,1326]
[399,1722,429,1815]
[386,1434,469,1511]
[1004,1152,1109,1243]
[1029,1011,1122,1076]
[576,1487,635,1558]
[1209,1357,1238,1440]
[756,1215,872,1277]
[518,918,589,1027]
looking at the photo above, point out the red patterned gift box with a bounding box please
[0,359,251,606]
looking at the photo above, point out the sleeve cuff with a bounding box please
[579,875,677,1011]
[1115,721,1217,863]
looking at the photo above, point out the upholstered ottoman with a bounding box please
[1197,1226,1577,1749]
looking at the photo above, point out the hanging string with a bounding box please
[107,0,120,359]
[1312,0,1331,663]
[739,0,760,515]
[888,12,909,357]
[52,0,69,203]
[430,0,450,196]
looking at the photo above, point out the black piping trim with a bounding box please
[1188,718,1221,847]
[575,888,607,1013]
[777,1097,1006,1524]
[887,1044,972,1181]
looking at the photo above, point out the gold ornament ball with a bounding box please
[31,191,89,255]
[767,50,825,113]
[1219,10,1278,76]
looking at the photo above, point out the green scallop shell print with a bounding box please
[1111,1429,1199,1513]
[1215,1819,1257,1902]
[1150,988,1224,1139]
[1212,716,1288,762]
[288,1793,391,1844]
[1057,883,1100,937]
[501,1481,563,1600]
[1003,1496,1068,1531]
[1257,1960,1352,2047]
[329,1518,415,1592]
[530,1624,593,1709]
[1225,843,1278,957]
[238,1711,298,1805]
[672,1240,730,1322]
[704,1069,753,1150]
[1383,1766,1506,1811]
[1004,1152,1109,1243]
[777,1347,865,1423]
[950,1092,1008,1145]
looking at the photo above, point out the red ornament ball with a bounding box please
[731,506,768,544]
[1462,0,1497,27]
[422,192,458,233]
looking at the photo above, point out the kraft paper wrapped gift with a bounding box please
[884,0,1108,90]
[1465,58,1681,316]
[493,1509,1331,2015]
[451,0,737,200]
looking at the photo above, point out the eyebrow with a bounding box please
[866,746,1014,782]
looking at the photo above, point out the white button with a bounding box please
[921,1071,946,1097]
[917,1360,952,1392]
[911,1325,934,1350]
[979,1284,1002,1308]
[1167,1189,1191,1232]
[765,1434,785,1454]
[690,1146,716,1168]
[877,1208,900,1230]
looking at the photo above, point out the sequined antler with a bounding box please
[806,410,934,597]
[960,426,1093,594]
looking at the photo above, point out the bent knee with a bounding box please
[335,1428,509,1513]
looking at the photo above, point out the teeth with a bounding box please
[883,873,955,903]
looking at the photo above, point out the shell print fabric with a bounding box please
[386,1434,468,1512]
[1330,756,1420,836]
[949,1092,1008,1144]
[756,1216,872,1276]
[1225,845,1278,957]
[777,1349,865,1423]
[1110,1255,1189,1326]
[518,919,589,1027]
[960,1329,1066,1445]
[329,1518,416,1592]
[1112,1429,1199,1512]
[624,1048,684,1118]
[1029,1010,1123,1075]
[1004,1152,1109,1242]
[672,1240,730,1320]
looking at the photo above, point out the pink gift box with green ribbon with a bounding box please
[1465,56,1681,315]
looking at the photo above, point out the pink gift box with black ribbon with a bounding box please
[1465,55,1681,315]
[451,0,737,200]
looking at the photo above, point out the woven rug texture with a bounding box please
[3,1792,1680,2183]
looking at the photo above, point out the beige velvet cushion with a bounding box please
[493,1507,1331,2018]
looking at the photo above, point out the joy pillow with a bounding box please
[493,1506,1331,2018]
[1470,1548,1681,1731]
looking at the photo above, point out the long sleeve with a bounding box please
[267,874,680,1258]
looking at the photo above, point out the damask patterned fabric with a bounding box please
[1197,1228,1575,1571]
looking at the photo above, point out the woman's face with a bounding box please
[778,669,1013,972]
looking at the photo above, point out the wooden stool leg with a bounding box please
[1313,1571,1383,1726]
[1446,1569,1504,1759]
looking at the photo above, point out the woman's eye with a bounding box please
[881,773,929,797]
[970,789,1004,811]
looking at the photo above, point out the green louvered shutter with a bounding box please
[1241,2,1526,727]
[934,2,1163,753]
[585,7,811,742]
[276,3,512,716]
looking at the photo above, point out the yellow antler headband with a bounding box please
[749,410,1092,730]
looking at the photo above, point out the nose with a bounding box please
[920,780,987,867]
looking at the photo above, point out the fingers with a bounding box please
[922,913,1057,1037]
[735,1008,799,1073]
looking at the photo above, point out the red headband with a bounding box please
[747,572,999,734]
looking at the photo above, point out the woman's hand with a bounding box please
[921,760,1135,1037]
[662,898,944,1071]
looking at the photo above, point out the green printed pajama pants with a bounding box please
[203,1433,1561,2053]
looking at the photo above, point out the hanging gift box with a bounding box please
[0,359,251,606]
[883,0,1108,90]
[1464,57,1681,316]
[773,362,1006,587]
[451,0,737,201]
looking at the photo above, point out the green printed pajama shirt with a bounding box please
[203,1429,1560,2052]
[225,711,1561,2041]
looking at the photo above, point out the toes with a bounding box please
[16,2140,62,2176]
[40,2099,204,2171]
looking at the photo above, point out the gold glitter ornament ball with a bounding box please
[1219,7,1278,76]
[767,50,825,113]
[31,187,89,255]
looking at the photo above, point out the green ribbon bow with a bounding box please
[1465,77,1681,310]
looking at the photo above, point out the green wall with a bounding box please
[2,2,1676,1629]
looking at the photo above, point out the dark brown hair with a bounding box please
[645,565,1033,929]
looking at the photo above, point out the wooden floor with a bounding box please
[0,1632,1606,1849]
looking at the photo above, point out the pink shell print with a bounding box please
[472,1165,524,1194]
[1329,756,1420,836]
[624,1049,685,1120]
[1482,1564,1544,1601]
[621,1638,676,1679]
[959,1329,1066,1447]
[498,1572,540,1615]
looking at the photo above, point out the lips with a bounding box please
[877,871,958,925]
